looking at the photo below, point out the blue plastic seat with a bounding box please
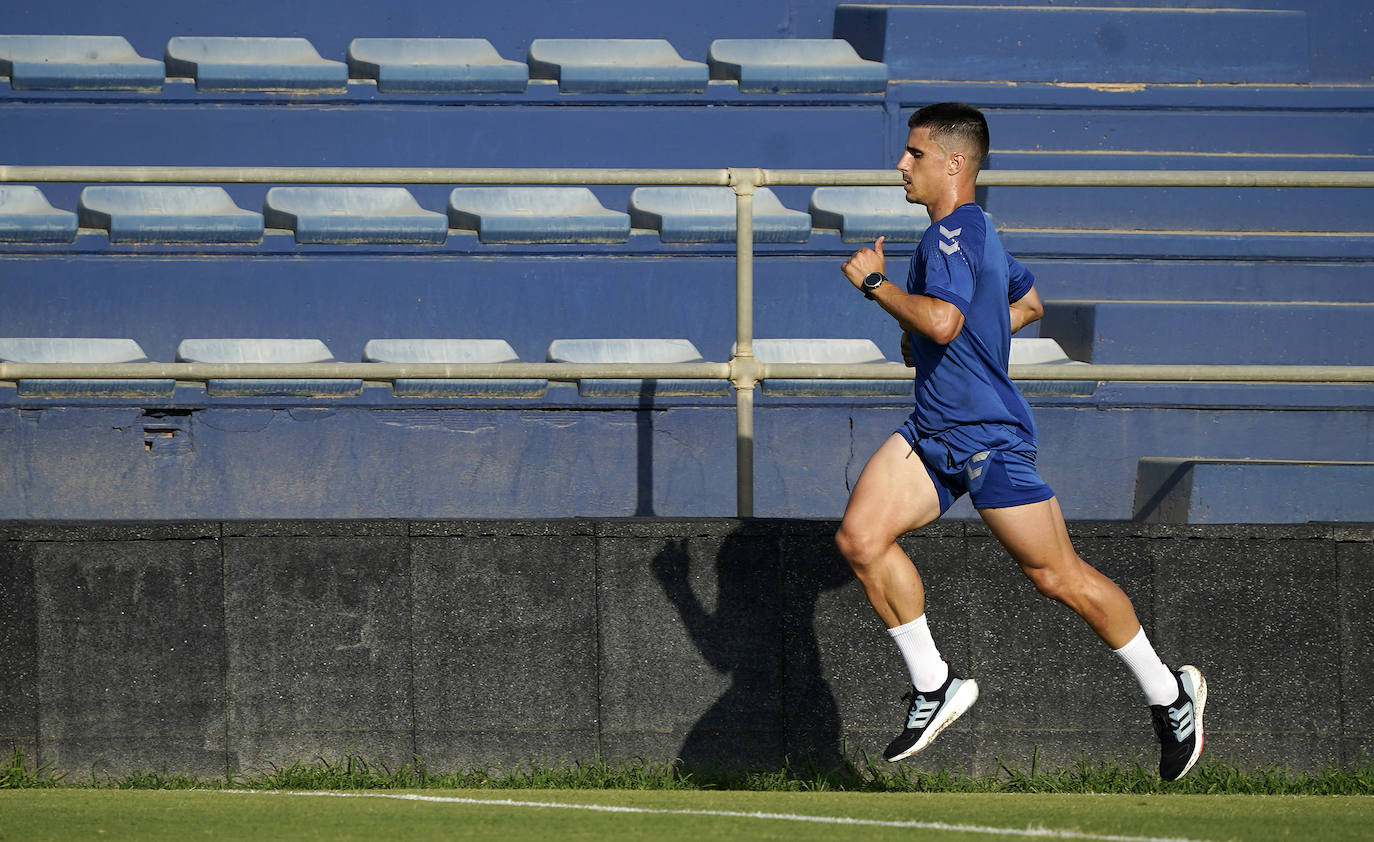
[707,39,886,93]
[0,35,164,90]
[78,186,263,244]
[629,187,812,243]
[176,338,362,397]
[526,39,708,93]
[0,337,174,398]
[347,38,527,93]
[164,36,348,91]
[1008,337,1095,396]
[263,187,448,244]
[0,186,78,244]
[447,187,630,244]
[808,187,931,243]
[363,339,547,398]
[752,338,909,397]
[546,338,728,398]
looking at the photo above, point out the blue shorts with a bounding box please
[896,418,1055,514]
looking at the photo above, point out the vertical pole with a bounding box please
[731,169,758,518]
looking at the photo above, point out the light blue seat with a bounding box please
[1008,337,1095,396]
[707,39,886,93]
[447,187,630,244]
[164,36,347,91]
[629,187,812,243]
[0,186,78,244]
[0,337,174,397]
[347,38,527,93]
[363,339,547,398]
[263,187,448,244]
[526,39,708,93]
[808,186,931,243]
[176,338,362,397]
[547,338,728,398]
[752,338,910,397]
[0,35,164,90]
[78,186,263,244]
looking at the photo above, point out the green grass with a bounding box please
[4,744,1371,796]
[2,787,1372,842]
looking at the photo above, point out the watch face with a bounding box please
[863,272,884,289]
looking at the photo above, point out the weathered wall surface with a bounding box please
[2,519,1369,778]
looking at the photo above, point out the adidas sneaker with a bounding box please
[1151,664,1207,781]
[883,670,979,762]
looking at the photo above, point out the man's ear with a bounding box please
[947,151,966,176]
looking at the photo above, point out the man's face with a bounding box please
[896,126,951,206]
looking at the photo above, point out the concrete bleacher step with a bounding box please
[0,35,165,90]
[1134,458,1374,523]
[346,38,528,93]
[836,3,1310,83]
[1039,300,1374,366]
[164,36,348,91]
[526,39,708,94]
[0,337,174,397]
[362,338,547,398]
[447,187,630,244]
[629,187,812,243]
[546,338,729,397]
[263,187,448,245]
[78,186,263,244]
[0,186,77,244]
[706,39,885,93]
[176,338,362,397]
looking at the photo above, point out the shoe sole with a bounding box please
[1173,665,1207,780]
[887,678,980,762]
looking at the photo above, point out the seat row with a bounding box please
[0,184,929,245]
[0,35,886,94]
[0,336,1078,399]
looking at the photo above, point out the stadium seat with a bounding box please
[263,187,448,245]
[362,338,547,398]
[546,338,729,397]
[751,337,910,397]
[526,39,708,93]
[0,337,174,398]
[447,187,630,243]
[807,186,931,242]
[628,187,812,243]
[1008,337,1095,396]
[0,35,165,90]
[164,36,348,91]
[78,186,263,244]
[0,186,78,244]
[346,38,528,93]
[176,338,362,397]
[706,39,886,93]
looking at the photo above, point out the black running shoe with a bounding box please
[1151,664,1207,781]
[882,670,979,762]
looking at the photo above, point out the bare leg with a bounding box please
[835,434,945,628]
[978,497,1141,648]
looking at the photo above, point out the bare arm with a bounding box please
[1010,285,1044,334]
[842,236,965,345]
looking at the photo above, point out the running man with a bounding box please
[836,102,1205,781]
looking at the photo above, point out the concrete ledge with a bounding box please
[2,519,1369,777]
[1134,458,1374,523]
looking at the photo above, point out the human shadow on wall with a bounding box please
[651,528,854,776]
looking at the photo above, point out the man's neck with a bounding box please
[924,183,978,224]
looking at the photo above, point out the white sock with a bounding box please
[1114,627,1180,707]
[888,614,950,693]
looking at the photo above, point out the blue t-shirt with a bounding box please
[904,203,1037,445]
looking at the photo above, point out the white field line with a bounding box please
[212,789,1215,842]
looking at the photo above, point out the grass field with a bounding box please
[3,788,1372,842]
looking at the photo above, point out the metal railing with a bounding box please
[4,164,1373,516]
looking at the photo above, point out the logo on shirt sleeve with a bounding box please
[938,225,961,255]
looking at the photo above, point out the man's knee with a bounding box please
[835,523,887,571]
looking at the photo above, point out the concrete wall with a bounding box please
[3,519,1369,778]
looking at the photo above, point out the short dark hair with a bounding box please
[908,103,990,171]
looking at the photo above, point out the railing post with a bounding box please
[729,168,762,518]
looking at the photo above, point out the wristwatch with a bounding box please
[862,272,887,298]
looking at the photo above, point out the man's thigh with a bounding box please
[841,433,947,541]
